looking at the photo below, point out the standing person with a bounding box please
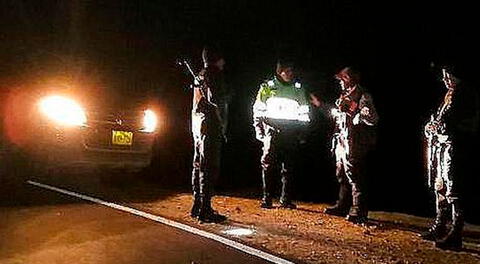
[325,67,378,224]
[420,67,479,250]
[252,61,310,209]
[190,47,229,223]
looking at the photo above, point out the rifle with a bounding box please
[424,69,455,188]
[176,59,206,96]
[176,58,226,141]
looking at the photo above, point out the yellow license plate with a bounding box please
[112,130,133,145]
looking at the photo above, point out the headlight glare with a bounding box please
[141,109,157,132]
[39,96,87,126]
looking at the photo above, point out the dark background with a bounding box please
[1,1,479,223]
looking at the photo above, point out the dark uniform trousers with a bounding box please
[431,140,463,233]
[261,130,299,204]
[334,145,368,217]
[191,115,223,214]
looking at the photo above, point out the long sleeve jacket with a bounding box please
[332,85,378,153]
[252,77,309,140]
[192,67,229,137]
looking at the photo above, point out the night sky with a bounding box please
[1,1,479,223]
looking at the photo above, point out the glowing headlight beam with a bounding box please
[39,96,87,126]
[141,109,157,133]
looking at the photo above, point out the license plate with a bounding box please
[112,130,133,145]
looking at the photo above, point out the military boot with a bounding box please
[325,206,348,216]
[420,209,448,241]
[279,199,297,209]
[436,202,463,251]
[346,210,368,224]
[260,197,273,209]
[197,197,227,223]
[346,183,367,224]
[190,197,201,218]
[325,182,351,217]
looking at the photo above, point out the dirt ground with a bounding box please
[133,194,480,264]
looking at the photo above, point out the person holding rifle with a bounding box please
[420,66,479,250]
[189,47,229,223]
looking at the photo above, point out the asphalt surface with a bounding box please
[0,174,271,264]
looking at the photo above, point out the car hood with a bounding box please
[72,87,156,113]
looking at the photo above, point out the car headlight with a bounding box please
[141,109,157,133]
[39,95,87,126]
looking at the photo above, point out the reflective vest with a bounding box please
[253,77,309,122]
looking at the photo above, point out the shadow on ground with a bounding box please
[370,213,480,255]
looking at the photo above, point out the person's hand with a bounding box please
[254,118,266,141]
[360,107,370,116]
[353,113,360,125]
[309,94,322,107]
[425,121,439,134]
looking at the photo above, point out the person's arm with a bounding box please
[353,93,378,126]
[309,93,322,108]
[193,68,218,114]
[253,83,270,140]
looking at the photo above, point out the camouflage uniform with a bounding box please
[422,77,479,249]
[329,85,378,222]
[191,65,229,221]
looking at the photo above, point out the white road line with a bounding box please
[27,180,295,264]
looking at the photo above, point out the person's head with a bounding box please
[334,67,360,91]
[441,67,459,90]
[202,47,225,71]
[276,61,295,83]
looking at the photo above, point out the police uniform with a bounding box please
[252,76,309,208]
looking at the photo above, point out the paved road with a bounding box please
[0,180,271,264]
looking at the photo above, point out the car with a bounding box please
[1,80,161,175]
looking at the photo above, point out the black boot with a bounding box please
[346,214,367,224]
[260,197,273,209]
[190,197,201,218]
[325,179,351,217]
[420,212,447,241]
[346,183,367,224]
[436,201,463,251]
[279,200,297,209]
[421,196,448,241]
[199,210,227,223]
[325,206,349,217]
[346,204,368,224]
[197,197,227,223]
